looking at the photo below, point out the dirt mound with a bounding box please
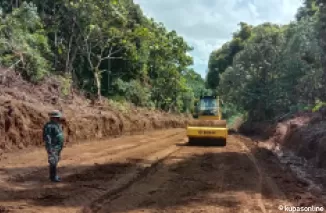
[238,121,275,139]
[0,68,192,152]
[272,112,319,147]
[0,68,83,105]
[271,111,326,168]
[241,110,326,169]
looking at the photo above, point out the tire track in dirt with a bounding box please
[61,135,184,212]
[0,131,311,213]
[0,129,186,213]
[82,145,182,213]
[65,134,184,211]
[238,141,267,213]
[234,134,309,211]
[2,129,183,183]
[4,132,184,188]
[88,136,260,213]
[57,132,184,181]
[0,129,179,170]
[91,135,296,213]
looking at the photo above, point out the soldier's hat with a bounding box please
[48,110,63,118]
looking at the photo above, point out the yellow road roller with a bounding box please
[186,95,228,146]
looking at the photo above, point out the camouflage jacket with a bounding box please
[43,121,64,151]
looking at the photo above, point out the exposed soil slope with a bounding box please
[273,111,326,169]
[239,109,326,168]
[0,68,191,152]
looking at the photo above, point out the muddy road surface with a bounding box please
[0,129,323,213]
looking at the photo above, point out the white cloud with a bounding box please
[134,0,304,78]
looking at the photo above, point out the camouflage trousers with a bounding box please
[47,147,62,166]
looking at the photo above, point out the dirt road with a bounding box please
[0,129,323,213]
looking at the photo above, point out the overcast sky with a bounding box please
[133,0,304,78]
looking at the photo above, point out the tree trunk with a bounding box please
[94,68,102,101]
[318,1,326,101]
[65,37,73,73]
[107,59,111,96]
[65,20,77,74]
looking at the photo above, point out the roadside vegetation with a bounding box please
[0,0,210,115]
[206,0,326,123]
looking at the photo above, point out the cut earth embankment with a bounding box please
[0,69,192,153]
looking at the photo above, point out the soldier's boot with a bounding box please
[49,165,54,180]
[49,165,61,182]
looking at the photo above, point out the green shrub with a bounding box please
[0,2,51,82]
[312,100,326,112]
[57,75,72,97]
[114,78,153,107]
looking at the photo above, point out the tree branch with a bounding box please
[101,47,123,61]
[84,38,94,70]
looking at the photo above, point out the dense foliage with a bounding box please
[5,0,325,121]
[0,0,210,113]
[206,0,326,122]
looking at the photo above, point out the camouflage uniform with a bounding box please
[43,110,64,182]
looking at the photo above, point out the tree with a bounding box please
[0,0,203,113]
[0,2,51,82]
[296,0,318,21]
[206,22,252,90]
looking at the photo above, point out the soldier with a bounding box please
[43,110,65,182]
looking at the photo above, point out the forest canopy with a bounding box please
[205,0,326,122]
[2,0,326,122]
[0,0,210,113]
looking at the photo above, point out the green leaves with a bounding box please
[206,22,253,90]
[0,2,50,82]
[111,0,118,5]
[207,5,325,121]
[0,0,201,113]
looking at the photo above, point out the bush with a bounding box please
[107,98,131,114]
[114,78,153,107]
[312,100,326,112]
[0,2,51,82]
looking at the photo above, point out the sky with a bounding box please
[133,0,304,78]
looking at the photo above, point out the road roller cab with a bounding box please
[186,95,228,146]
